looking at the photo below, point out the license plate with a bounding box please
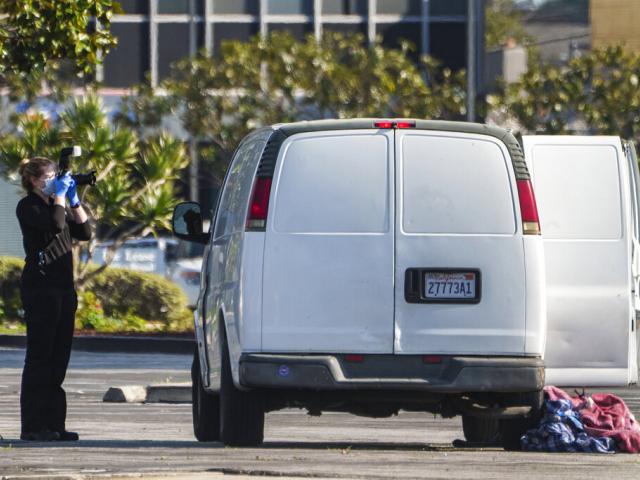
[425,272,477,299]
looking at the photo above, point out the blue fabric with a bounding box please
[521,399,617,453]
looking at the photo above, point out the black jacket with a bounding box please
[16,192,92,291]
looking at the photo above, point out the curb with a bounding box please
[104,383,191,403]
[0,334,194,354]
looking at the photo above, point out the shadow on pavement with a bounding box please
[0,439,469,451]
[0,439,219,449]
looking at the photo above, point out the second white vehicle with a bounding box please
[523,135,640,387]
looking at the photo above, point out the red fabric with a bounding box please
[544,386,640,453]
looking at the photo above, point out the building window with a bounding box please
[213,23,260,53]
[158,23,191,80]
[103,22,150,87]
[117,0,149,14]
[378,22,421,58]
[323,23,367,37]
[376,0,421,16]
[268,23,314,39]
[267,0,313,15]
[213,0,260,15]
[322,0,367,15]
[429,0,466,16]
[429,22,467,71]
[157,0,205,15]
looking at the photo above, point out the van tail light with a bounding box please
[517,179,541,235]
[374,121,394,129]
[246,176,272,231]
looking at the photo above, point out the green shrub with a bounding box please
[0,256,24,320]
[76,290,151,333]
[87,266,193,331]
[0,256,193,332]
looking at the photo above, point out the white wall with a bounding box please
[0,177,24,258]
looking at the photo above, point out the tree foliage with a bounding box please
[485,0,533,49]
[0,94,189,289]
[0,0,120,99]
[497,45,640,141]
[135,32,467,187]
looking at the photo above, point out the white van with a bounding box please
[523,136,640,387]
[173,119,547,449]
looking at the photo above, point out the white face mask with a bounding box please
[42,177,56,196]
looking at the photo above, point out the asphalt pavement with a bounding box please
[1,347,640,479]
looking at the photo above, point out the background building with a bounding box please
[591,0,640,51]
[0,177,23,257]
[103,0,484,89]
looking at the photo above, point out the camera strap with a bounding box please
[35,232,62,272]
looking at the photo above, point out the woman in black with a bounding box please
[16,157,92,442]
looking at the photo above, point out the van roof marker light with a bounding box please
[396,121,416,129]
[517,179,541,235]
[373,120,417,129]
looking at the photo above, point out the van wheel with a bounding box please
[219,324,265,447]
[191,348,220,441]
[499,390,543,451]
[462,415,500,444]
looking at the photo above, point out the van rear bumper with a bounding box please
[239,354,544,393]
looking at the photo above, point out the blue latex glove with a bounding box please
[54,172,73,197]
[66,177,80,207]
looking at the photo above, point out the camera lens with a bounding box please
[72,172,97,187]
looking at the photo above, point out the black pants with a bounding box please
[20,287,77,434]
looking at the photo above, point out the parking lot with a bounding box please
[1,347,640,479]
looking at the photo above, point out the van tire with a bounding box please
[219,323,265,447]
[191,349,221,442]
[462,415,500,444]
[499,390,544,451]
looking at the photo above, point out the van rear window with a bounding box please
[401,135,516,235]
[531,145,622,240]
[273,133,390,234]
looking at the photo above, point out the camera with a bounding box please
[58,146,97,186]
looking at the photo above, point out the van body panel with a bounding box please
[239,233,266,351]
[523,135,636,386]
[522,236,547,355]
[623,141,640,383]
[262,130,396,353]
[394,131,528,355]
[205,137,268,387]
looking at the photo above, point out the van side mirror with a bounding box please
[172,202,208,244]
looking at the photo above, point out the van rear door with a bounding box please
[394,130,527,354]
[624,141,640,382]
[522,135,636,386]
[262,130,395,353]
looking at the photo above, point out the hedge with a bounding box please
[87,266,192,330]
[0,256,192,331]
[0,256,23,319]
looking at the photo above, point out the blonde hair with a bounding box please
[18,157,56,192]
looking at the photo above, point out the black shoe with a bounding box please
[20,429,60,441]
[55,430,79,441]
